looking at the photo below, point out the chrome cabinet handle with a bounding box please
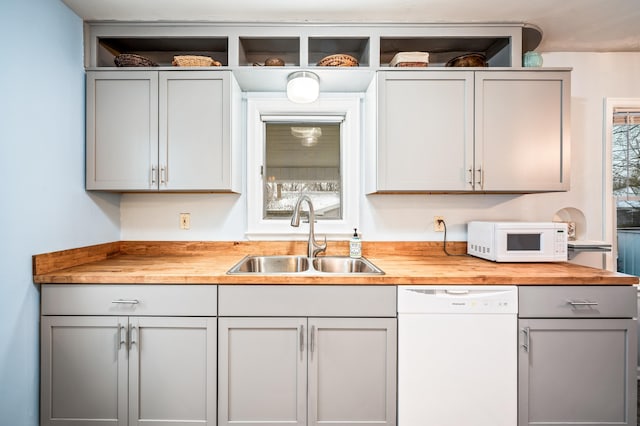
[129,324,137,350]
[521,327,530,352]
[299,325,305,355]
[119,324,127,348]
[568,300,599,307]
[467,168,474,187]
[310,325,316,357]
[151,166,157,185]
[476,167,483,189]
[160,165,167,184]
[111,299,139,305]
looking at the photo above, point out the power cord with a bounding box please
[438,219,467,257]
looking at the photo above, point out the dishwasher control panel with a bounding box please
[397,286,518,314]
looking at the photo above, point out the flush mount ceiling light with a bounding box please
[286,71,320,103]
[291,126,322,147]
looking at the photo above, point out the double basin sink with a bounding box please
[227,255,384,275]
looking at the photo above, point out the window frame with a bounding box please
[245,94,361,240]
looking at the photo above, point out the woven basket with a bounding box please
[317,54,359,67]
[172,55,222,67]
[114,53,157,67]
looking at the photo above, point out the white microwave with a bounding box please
[467,221,568,262]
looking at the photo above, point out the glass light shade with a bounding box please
[287,71,320,103]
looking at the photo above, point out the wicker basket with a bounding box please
[317,54,359,67]
[114,53,157,67]
[172,55,222,67]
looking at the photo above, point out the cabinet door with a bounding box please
[128,317,217,426]
[376,71,474,191]
[86,71,159,191]
[308,318,397,426]
[159,71,231,191]
[475,71,570,191]
[40,316,128,426]
[519,318,637,426]
[218,317,307,426]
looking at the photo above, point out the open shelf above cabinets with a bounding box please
[239,37,300,67]
[379,36,511,67]
[309,37,370,67]
[97,36,229,67]
[86,23,542,73]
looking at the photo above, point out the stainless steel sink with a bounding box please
[227,255,384,275]
[227,255,309,274]
[312,256,384,274]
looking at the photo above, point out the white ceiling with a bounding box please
[63,0,640,52]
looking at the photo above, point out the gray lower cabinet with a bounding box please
[518,286,637,426]
[40,285,217,426]
[217,285,397,426]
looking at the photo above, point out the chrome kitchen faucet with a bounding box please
[290,195,327,258]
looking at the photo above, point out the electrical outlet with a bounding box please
[434,216,445,232]
[179,213,191,230]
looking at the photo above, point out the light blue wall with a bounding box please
[0,0,120,424]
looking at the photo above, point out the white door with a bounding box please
[128,316,217,426]
[41,316,128,426]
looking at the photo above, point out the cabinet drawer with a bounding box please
[41,284,217,316]
[219,285,396,317]
[519,286,636,318]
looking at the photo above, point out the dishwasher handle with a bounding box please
[444,289,470,295]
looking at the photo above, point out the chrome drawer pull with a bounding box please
[567,300,599,307]
[111,299,140,304]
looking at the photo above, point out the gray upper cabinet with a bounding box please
[366,69,571,193]
[475,71,570,192]
[369,70,474,192]
[86,71,158,191]
[86,70,241,192]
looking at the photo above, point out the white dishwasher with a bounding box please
[397,286,518,426]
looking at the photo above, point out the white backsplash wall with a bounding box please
[121,193,245,241]
[121,52,640,253]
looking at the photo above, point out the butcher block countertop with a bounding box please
[32,241,639,286]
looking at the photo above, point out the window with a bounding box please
[264,121,342,220]
[605,99,640,275]
[612,109,640,219]
[246,96,361,239]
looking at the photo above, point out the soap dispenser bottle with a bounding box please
[350,228,362,258]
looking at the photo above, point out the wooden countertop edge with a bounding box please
[32,241,640,286]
